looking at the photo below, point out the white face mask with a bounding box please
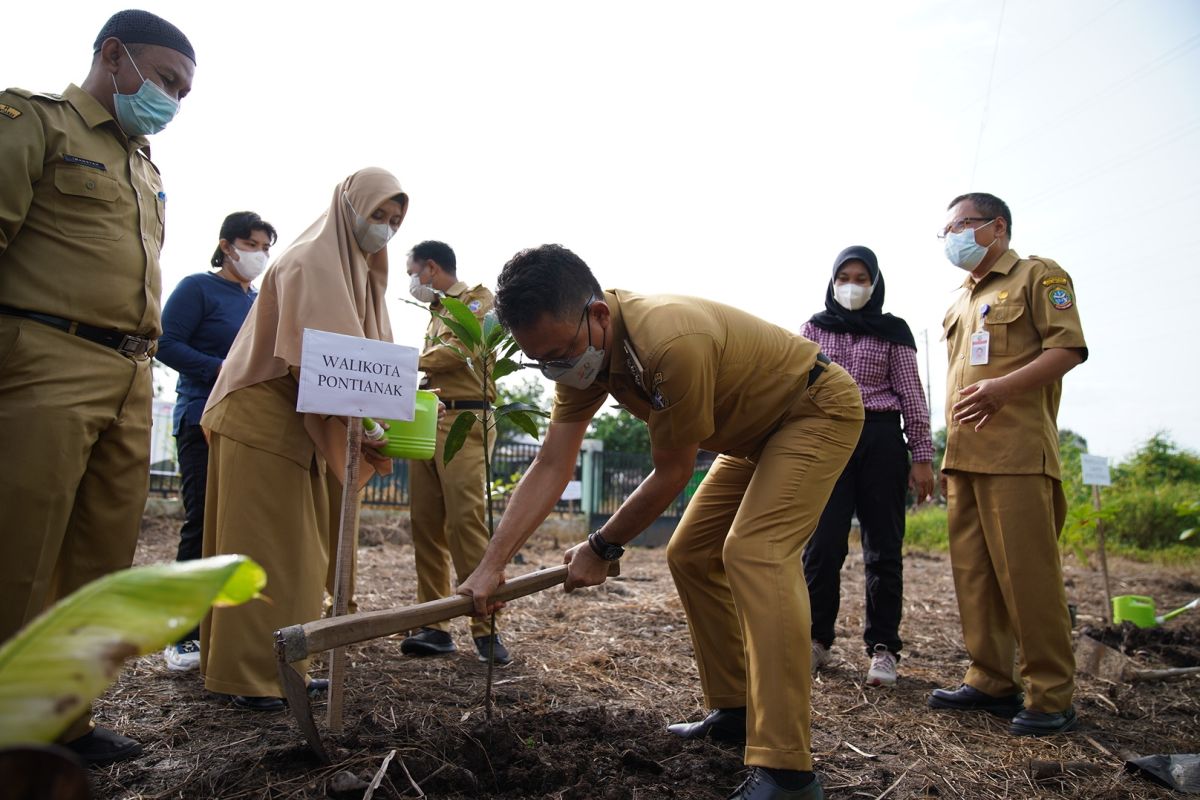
[408,271,439,304]
[833,281,874,311]
[230,248,268,282]
[343,193,396,254]
[943,219,995,272]
[536,300,606,390]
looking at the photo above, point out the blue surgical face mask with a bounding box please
[111,45,179,136]
[943,219,996,272]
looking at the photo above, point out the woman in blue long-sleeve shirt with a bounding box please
[156,210,277,671]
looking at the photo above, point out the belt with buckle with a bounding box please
[806,352,830,387]
[0,304,155,359]
[442,399,489,410]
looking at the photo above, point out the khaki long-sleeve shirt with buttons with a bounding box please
[552,290,831,458]
[419,281,497,403]
[0,84,165,337]
[941,249,1087,479]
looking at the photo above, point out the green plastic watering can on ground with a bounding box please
[1112,594,1199,628]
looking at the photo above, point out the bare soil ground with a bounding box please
[88,508,1199,799]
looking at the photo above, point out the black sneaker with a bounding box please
[400,627,456,656]
[473,634,512,666]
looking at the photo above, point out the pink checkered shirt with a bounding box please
[801,322,934,463]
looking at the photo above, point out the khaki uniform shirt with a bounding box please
[203,374,315,469]
[419,281,497,403]
[942,249,1087,479]
[552,290,824,457]
[0,84,165,337]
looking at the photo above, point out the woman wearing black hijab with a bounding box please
[800,245,934,688]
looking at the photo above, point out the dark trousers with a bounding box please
[175,423,208,642]
[802,411,908,656]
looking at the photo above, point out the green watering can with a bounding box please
[1111,595,1199,628]
[361,389,439,460]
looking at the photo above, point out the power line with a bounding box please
[970,0,1007,186]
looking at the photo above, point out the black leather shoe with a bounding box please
[667,708,747,744]
[728,768,825,799]
[928,684,1024,718]
[63,726,143,766]
[400,627,456,656]
[1010,706,1078,736]
[307,678,329,695]
[473,634,512,666]
[232,694,286,711]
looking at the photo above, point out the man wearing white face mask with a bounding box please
[156,211,277,671]
[928,193,1087,737]
[459,245,864,800]
[800,246,933,689]
[0,9,195,764]
[400,241,510,664]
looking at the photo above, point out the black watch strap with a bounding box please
[587,531,624,561]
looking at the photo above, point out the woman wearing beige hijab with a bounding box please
[199,167,408,709]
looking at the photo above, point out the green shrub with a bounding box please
[904,505,948,551]
[1103,481,1200,549]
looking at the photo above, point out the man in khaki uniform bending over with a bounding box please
[927,192,1086,736]
[458,245,862,800]
[399,240,508,664]
[0,10,195,765]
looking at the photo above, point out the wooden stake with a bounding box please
[1092,485,1112,624]
[327,420,362,733]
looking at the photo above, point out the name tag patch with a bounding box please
[63,154,107,171]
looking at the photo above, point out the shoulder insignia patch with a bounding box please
[1042,276,1068,286]
[650,372,668,410]
[0,103,21,119]
[467,300,482,313]
[1048,286,1074,310]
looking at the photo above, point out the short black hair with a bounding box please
[948,192,1013,238]
[211,211,278,268]
[494,244,602,332]
[409,240,457,276]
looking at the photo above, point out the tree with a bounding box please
[588,408,650,453]
[1112,432,1200,486]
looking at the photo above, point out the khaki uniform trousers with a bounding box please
[410,411,494,639]
[945,471,1074,712]
[200,434,330,697]
[0,318,151,741]
[666,364,862,771]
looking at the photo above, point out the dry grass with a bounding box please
[86,511,1200,799]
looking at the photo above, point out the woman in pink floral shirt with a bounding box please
[801,245,935,688]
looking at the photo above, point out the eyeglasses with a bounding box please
[521,297,596,373]
[937,217,995,239]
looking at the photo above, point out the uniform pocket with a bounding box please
[0,317,22,373]
[983,304,1025,355]
[53,165,126,240]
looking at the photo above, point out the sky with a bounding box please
[6,0,1200,465]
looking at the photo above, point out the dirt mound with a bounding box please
[1080,621,1200,668]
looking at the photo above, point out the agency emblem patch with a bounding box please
[1048,287,1073,310]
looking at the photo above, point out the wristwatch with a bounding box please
[587,531,625,561]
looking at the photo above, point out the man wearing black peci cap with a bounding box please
[0,9,195,765]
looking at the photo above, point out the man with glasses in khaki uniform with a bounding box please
[927,192,1086,736]
[0,10,195,764]
[458,245,863,800]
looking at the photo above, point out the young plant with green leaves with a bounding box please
[418,294,548,714]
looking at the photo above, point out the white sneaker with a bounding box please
[163,639,201,672]
[811,641,833,675]
[865,644,897,687]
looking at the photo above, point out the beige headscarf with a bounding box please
[205,167,409,487]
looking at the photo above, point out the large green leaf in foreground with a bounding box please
[0,555,265,746]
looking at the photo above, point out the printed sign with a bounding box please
[297,328,419,419]
[1081,453,1112,487]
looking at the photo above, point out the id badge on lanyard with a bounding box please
[970,303,990,366]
